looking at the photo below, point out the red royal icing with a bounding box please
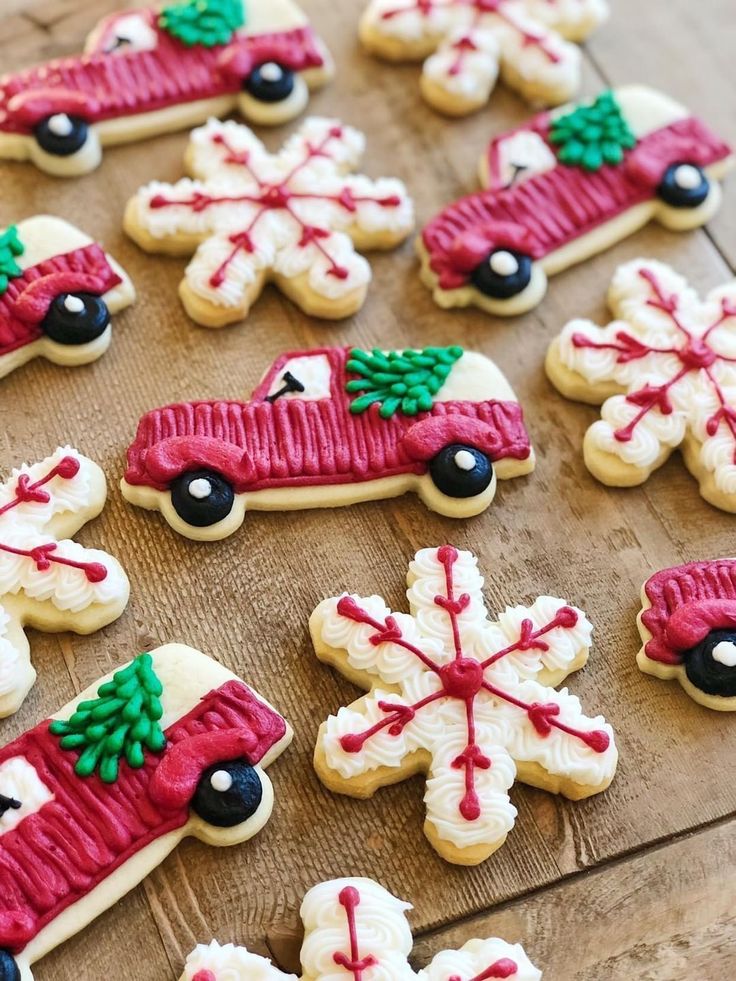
[641,560,736,666]
[0,23,325,133]
[0,455,107,583]
[336,546,608,824]
[424,115,731,290]
[0,244,122,356]
[0,679,285,953]
[333,886,378,979]
[450,959,519,980]
[124,347,532,493]
[192,972,217,981]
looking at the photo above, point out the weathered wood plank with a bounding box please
[0,1,734,979]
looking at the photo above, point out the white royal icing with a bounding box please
[490,129,557,189]
[314,547,616,857]
[712,641,736,668]
[267,354,333,401]
[0,757,53,837]
[130,117,414,312]
[180,877,542,980]
[553,260,736,500]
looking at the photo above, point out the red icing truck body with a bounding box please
[0,1,332,176]
[122,346,536,539]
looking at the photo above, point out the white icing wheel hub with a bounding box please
[454,449,477,471]
[489,250,519,277]
[712,640,736,668]
[63,295,85,314]
[210,769,234,793]
[673,164,702,190]
[188,478,213,500]
[48,113,74,137]
[259,62,283,82]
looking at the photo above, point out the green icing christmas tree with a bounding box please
[346,346,464,419]
[0,226,24,295]
[50,654,167,784]
[549,90,637,172]
[159,0,245,48]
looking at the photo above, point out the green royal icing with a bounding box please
[0,225,25,295]
[347,345,464,419]
[159,0,246,48]
[50,653,167,784]
[549,90,637,172]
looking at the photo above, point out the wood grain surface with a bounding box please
[1,0,735,978]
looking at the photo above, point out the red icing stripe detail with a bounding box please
[124,348,532,492]
[0,680,285,952]
[0,26,325,134]
[424,116,732,290]
[0,244,122,355]
[641,560,736,666]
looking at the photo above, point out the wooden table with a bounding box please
[1,0,735,978]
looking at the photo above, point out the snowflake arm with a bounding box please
[547,259,736,507]
[0,448,129,717]
[125,117,414,326]
[313,546,616,864]
[180,878,542,980]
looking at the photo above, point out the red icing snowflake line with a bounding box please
[333,884,519,981]
[572,268,736,452]
[379,0,562,81]
[0,456,107,582]
[336,545,609,823]
[149,126,402,289]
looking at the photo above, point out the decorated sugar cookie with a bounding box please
[181,876,542,979]
[0,216,135,380]
[360,0,608,116]
[124,117,414,325]
[121,346,535,540]
[546,259,736,511]
[420,86,733,316]
[0,644,292,980]
[311,546,617,865]
[637,559,736,710]
[0,447,130,718]
[0,0,333,177]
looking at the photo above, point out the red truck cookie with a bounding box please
[121,345,535,540]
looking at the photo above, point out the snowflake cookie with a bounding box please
[636,558,736,711]
[311,545,617,865]
[124,117,414,326]
[181,876,542,979]
[0,447,129,718]
[546,259,736,512]
[0,216,135,381]
[0,644,292,980]
[359,0,609,116]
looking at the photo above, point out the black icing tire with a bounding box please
[429,444,494,499]
[684,629,736,698]
[41,293,110,346]
[34,114,89,156]
[243,63,296,103]
[470,248,533,300]
[0,950,20,981]
[170,470,235,528]
[657,163,710,209]
[192,761,263,827]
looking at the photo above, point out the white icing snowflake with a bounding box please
[550,259,736,509]
[0,447,129,717]
[311,546,617,865]
[181,877,542,980]
[125,117,414,325]
[360,0,608,114]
